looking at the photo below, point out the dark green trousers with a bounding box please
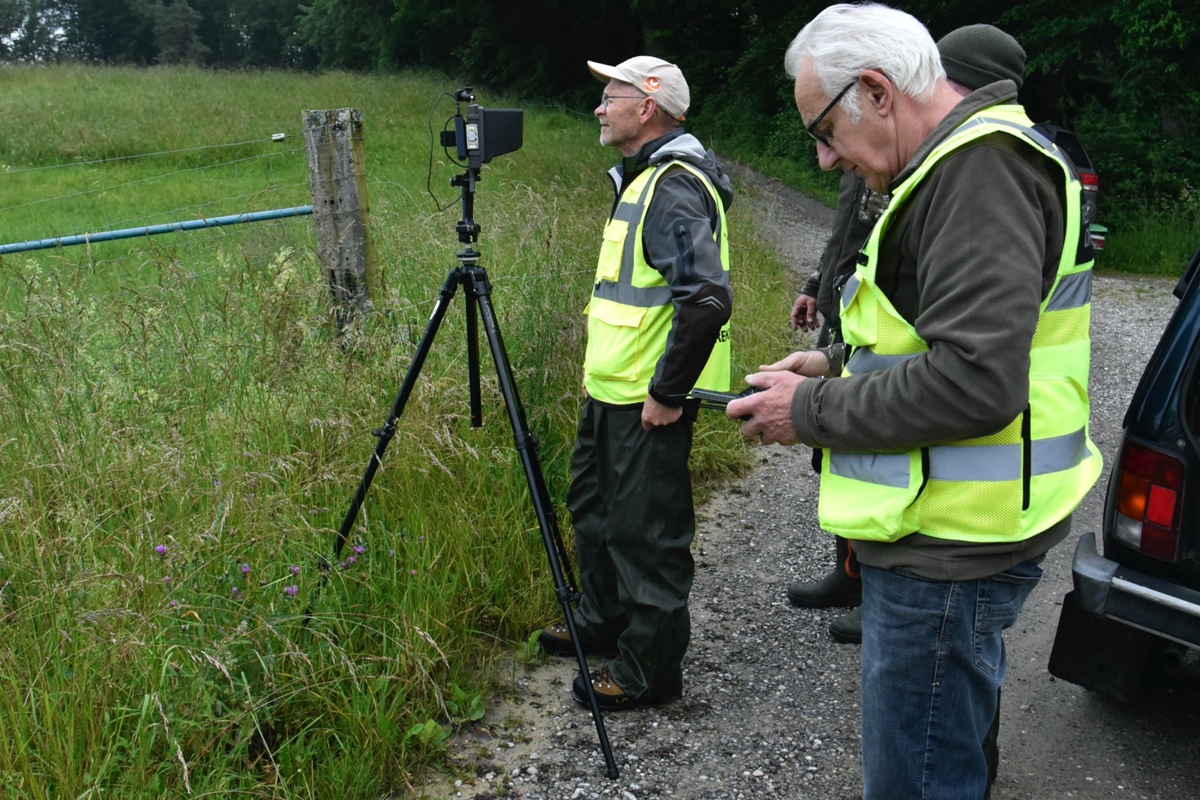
[567,397,695,701]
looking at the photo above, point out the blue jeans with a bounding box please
[860,558,1044,799]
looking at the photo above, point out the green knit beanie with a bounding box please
[936,24,1027,91]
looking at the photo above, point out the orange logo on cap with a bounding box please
[643,77,661,93]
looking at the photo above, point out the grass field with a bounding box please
[0,65,795,797]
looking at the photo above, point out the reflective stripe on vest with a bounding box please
[583,160,731,404]
[819,105,1102,543]
[829,426,1090,484]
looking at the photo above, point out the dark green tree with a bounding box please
[998,0,1200,216]
[191,0,310,67]
[147,0,209,64]
[228,0,312,67]
[460,1,646,99]
[61,0,156,63]
[296,0,403,70]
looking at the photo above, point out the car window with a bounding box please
[1034,122,1096,174]
[1052,133,1094,173]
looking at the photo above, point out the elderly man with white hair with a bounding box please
[729,4,1100,797]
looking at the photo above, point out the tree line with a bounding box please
[3,0,1197,222]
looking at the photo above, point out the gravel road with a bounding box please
[416,164,1200,800]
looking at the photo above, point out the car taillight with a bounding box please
[1080,171,1099,190]
[1112,441,1184,560]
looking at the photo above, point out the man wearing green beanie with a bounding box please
[938,23,1026,91]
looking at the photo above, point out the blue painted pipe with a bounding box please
[0,205,314,255]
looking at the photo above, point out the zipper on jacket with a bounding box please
[1021,405,1032,510]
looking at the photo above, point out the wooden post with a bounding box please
[303,108,379,326]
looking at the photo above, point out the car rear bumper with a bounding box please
[1071,531,1200,649]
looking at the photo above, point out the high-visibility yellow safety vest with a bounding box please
[583,160,731,405]
[819,105,1102,543]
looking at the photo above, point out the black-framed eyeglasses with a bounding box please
[601,93,644,109]
[806,78,857,147]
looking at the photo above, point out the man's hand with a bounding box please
[642,394,683,430]
[790,293,820,331]
[761,349,832,378]
[726,371,805,445]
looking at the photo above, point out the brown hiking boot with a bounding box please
[535,621,617,658]
[571,666,681,710]
[572,666,643,710]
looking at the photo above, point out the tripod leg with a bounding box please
[462,271,579,597]
[325,268,463,572]
[465,268,619,779]
[466,280,483,428]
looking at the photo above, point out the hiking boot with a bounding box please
[572,666,643,710]
[571,666,680,711]
[536,621,617,658]
[787,568,862,608]
[829,606,862,644]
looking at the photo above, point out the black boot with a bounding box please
[787,535,862,608]
[828,606,862,643]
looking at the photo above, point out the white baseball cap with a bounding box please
[587,55,690,121]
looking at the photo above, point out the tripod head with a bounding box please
[438,87,525,258]
[441,87,524,171]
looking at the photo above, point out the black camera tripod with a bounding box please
[325,163,619,778]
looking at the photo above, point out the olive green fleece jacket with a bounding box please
[790,81,1078,580]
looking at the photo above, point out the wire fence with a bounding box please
[0,123,597,330]
[0,132,310,251]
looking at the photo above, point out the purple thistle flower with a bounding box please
[168,600,178,608]
[284,585,299,596]
[410,569,418,576]
[353,545,366,555]
[231,586,239,597]
[346,556,357,565]
[240,563,250,575]
[155,545,167,556]
[290,564,301,575]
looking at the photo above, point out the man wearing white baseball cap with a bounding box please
[586,55,691,121]
[535,55,734,711]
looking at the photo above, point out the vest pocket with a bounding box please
[585,300,648,383]
[597,221,628,283]
[818,449,926,541]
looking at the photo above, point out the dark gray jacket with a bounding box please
[606,128,735,407]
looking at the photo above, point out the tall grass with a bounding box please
[0,65,795,797]
[1092,204,1200,277]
